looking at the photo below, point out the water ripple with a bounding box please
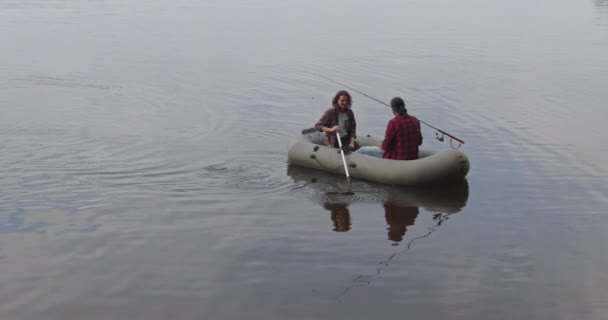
[12,75,120,91]
[198,155,295,196]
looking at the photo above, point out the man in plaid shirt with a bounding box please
[379,97,423,160]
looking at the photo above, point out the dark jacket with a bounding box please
[314,107,357,147]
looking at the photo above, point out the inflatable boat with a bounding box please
[287,130,470,186]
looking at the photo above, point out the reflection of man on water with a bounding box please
[384,202,419,243]
[323,203,351,232]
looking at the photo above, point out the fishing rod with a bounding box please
[313,74,465,147]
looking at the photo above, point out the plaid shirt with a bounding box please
[381,115,422,160]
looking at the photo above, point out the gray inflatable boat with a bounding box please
[287,131,470,186]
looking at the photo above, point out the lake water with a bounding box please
[1,0,608,319]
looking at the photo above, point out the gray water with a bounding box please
[1,0,608,319]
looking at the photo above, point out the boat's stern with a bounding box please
[455,153,470,177]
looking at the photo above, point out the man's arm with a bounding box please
[381,120,396,151]
[315,109,333,133]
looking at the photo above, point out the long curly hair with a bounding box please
[331,90,352,109]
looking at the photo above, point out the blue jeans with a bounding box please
[356,146,383,158]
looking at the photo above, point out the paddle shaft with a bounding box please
[335,132,351,180]
[313,73,465,145]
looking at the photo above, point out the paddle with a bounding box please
[301,127,317,134]
[335,131,354,195]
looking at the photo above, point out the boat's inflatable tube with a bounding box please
[287,131,470,186]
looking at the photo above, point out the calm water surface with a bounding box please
[1,0,608,319]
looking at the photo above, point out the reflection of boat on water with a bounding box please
[288,164,469,244]
[321,201,419,243]
[287,164,469,214]
[285,164,471,297]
